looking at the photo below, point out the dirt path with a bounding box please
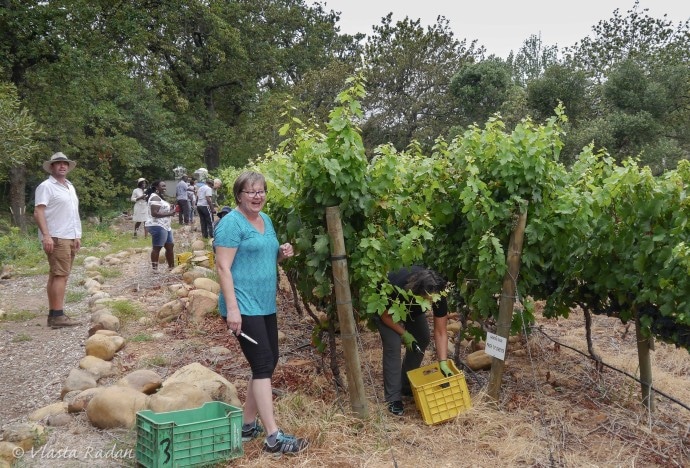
[0,273,91,426]
[0,244,142,467]
[0,224,319,467]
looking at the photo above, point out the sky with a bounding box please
[309,0,689,58]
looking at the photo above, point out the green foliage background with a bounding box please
[253,78,690,351]
[0,0,689,350]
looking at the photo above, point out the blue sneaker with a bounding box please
[262,430,308,455]
[241,422,264,442]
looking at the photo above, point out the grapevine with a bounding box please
[236,76,690,361]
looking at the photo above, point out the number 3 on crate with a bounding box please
[159,438,171,464]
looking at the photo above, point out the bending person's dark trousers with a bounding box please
[374,312,431,402]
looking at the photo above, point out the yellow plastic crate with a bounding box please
[407,361,472,425]
[176,252,193,266]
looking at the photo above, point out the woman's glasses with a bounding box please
[241,190,267,197]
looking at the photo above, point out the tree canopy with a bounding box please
[0,0,688,220]
[360,14,482,151]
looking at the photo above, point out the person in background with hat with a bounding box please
[214,206,232,228]
[176,174,191,225]
[130,177,148,238]
[34,152,82,328]
[196,178,216,239]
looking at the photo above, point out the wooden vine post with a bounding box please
[487,207,528,402]
[325,206,369,418]
[634,309,656,412]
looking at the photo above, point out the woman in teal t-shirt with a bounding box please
[215,171,308,456]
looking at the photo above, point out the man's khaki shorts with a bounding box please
[47,238,77,276]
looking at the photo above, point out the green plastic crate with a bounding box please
[407,361,472,425]
[136,401,243,467]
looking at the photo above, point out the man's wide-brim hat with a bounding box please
[43,152,76,173]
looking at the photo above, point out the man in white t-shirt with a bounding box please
[196,178,215,239]
[34,152,82,328]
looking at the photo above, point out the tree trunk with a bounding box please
[8,165,28,234]
[204,90,221,170]
[204,141,220,171]
[487,207,528,402]
[325,206,368,418]
[635,309,655,412]
[583,307,603,371]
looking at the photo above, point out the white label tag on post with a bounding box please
[485,332,507,361]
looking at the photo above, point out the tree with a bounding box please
[224,59,361,166]
[361,14,482,151]
[551,3,690,170]
[106,0,353,169]
[1,0,362,220]
[0,1,204,216]
[0,0,68,227]
[526,64,591,122]
[565,1,690,83]
[508,33,559,86]
[0,81,41,180]
[0,81,42,232]
[22,49,203,214]
[600,59,688,172]
[449,58,514,128]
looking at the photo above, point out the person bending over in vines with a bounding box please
[373,265,452,416]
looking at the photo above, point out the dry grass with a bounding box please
[104,238,689,467]
[216,305,690,468]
